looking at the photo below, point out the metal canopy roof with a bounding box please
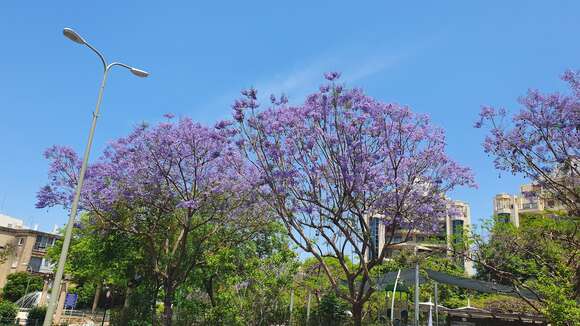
[374,269,540,300]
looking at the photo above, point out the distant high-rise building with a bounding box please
[366,200,475,276]
[493,183,568,227]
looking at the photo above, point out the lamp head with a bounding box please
[63,28,86,45]
[130,68,149,78]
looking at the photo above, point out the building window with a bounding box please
[452,220,464,244]
[370,218,380,260]
[18,238,24,246]
[29,257,42,272]
[33,236,55,251]
[522,202,538,210]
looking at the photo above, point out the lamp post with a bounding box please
[43,28,148,326]
[101,286,111,326]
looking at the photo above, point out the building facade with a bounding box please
[367,200,475,276]
[0,215,59,288]
[493,183,568,227]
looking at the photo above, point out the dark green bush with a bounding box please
[0,300,18,324]
[26,306,46,325]
[1,272,43,302]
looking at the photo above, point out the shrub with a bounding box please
[0,300,18,324]
[316,293,349,326]
[26,306,46,325]
[2,272,43,302]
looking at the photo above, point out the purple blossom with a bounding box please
[215,120,233,130]
[475,70,580,214]
[323,71,341,81]
[37,117,261,221]
[233,71,476,254]
[241,87,257,100]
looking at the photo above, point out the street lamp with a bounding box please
[43,28,148,326]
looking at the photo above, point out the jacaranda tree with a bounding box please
[475,69,579,215]
[37,117,267,326]
[230,73,475,325]
[475,70,580,325]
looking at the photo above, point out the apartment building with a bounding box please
[367,200,475,276]
[0,215,59,287]
[493,183,567,227]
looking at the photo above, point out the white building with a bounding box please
[367,200,475,276]
[0,214,24,229]
[493,183,568,227]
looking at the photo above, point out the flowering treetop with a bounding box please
[234,72,475,236]
[475,70,579,214]
[37,116,255,226]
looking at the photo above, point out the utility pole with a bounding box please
[414,262,420,326]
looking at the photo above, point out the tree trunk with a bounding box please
[162,283,176,326]
[352,302,363,326]
[124,286,132,308]
[91,281,102,314]
[205,276,215,307]
[152,282,160,326]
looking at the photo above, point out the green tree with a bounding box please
[174,221,298,325]
[1,272,43,302]
[475,213,580,325]
[47,215,146,313]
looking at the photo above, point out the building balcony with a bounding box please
[521,203,539,210]
[494,208,512,215]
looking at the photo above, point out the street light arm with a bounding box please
[108,62,132,70]
[84,42,107,72]
[108,62,150,78]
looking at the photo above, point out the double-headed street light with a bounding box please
[43,28,149,326]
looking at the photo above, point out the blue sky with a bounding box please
[0,1,578,232]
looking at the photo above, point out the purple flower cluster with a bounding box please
[475,70,579,213]
[37,117,258,223]
[476,71,579,179]
[233,73,476,237]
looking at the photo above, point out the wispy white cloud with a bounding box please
[252,37,436,103]
[197,34,439,121]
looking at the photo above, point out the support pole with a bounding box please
[414,263,419,326]
[434,282,439,326]
[289,287,294,325]
[390,269,401,325]
[306,292,312,324]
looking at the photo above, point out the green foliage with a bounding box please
[476,213,580,325]
[26,306,46,325]
[174,221,298,325]
[0,300,17,324]
[470,294,536,314]
[66,283,95,309]
[47,214,143,288]
[110,284,156,326]
[1,272,43,302]
[315,293,349,325]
